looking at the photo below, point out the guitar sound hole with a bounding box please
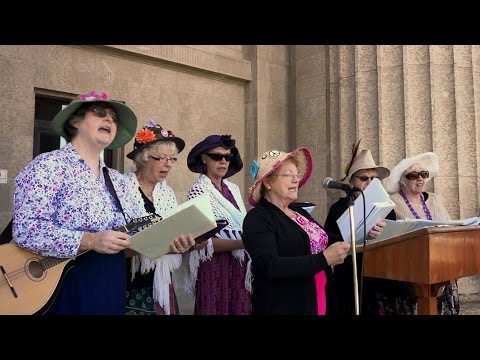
[28,261,45,278]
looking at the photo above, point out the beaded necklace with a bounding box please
[399,190,432,220]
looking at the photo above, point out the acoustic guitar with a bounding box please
[0,215,160,315]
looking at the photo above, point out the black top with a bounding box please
[243,197,341,315]
[324,196,397,315]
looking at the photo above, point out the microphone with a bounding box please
[322,177,361,192]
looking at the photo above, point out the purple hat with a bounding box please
[187,134,243,178]
[127,120,185,160]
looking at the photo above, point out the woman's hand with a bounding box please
[81,230,131,254]
[193,241,209,251]
[367,220,386,240]
[323,241,350,266]
[169,233,196,253]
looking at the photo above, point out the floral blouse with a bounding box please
[13,143,141,258]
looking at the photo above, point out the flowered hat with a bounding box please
[126,120,186,160]
[384,152,438,194]
[50,90,137,149]
[187,134,243,178]
[248,147,313,207]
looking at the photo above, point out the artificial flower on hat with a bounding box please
[186,134,243,178]
[248,147,313,207]
[126,120,186,160]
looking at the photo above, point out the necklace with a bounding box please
[399,190,432,220]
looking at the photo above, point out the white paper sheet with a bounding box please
[374,217,480,243]
[336,178,396,244]
[129,194,217,260]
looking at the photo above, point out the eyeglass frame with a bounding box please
[148,155,178,163]
[275,173,305,181]
[405,170,429,180]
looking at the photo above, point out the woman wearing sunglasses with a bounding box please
[324,145,417,315]
[385,152,459,315]
[184,134,251,314]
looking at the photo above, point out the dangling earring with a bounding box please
[266,185,271,190]
[202,163,207,174]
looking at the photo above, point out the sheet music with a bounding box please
[375,217,480,243]
[336,178,396,244]
[129,193,217,260]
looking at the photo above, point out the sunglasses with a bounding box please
[352,175,379,182]
[89,106,118,123]
[149,155,178,164]
[205,153,233,162]
[405,171,429,180]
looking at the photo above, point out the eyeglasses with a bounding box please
[352,175,379,182]
[276,173,304,181]
[89,106,118,123]
[205,153,233,162]
[405,171,429,180]
[149,155,178,163]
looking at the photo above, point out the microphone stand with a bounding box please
[346,188,360,315]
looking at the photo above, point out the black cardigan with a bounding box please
[243,197,341,315]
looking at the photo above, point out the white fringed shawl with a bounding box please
[123,171,182,315]
[185,174,252,295]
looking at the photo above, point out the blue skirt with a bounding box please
[47,251,126,315]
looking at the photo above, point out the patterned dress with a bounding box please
[13,143,142,315]
[186,174,251,315]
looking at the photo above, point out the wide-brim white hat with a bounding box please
[384,152,439,194]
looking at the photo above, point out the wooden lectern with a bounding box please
[358,226,480,315]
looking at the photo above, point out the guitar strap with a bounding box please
[0,168,126,245]
[0,169,133,246]
[102,167,129,225]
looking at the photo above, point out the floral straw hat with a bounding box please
[51,90,137,149]
[126,120,186,160]
[187,134,243,178]
[384,152,439,194]
[248,147,313,207]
